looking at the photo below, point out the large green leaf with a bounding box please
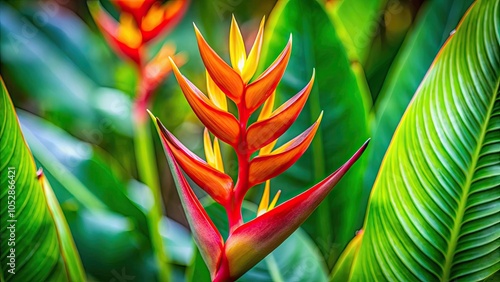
[188,201,328,282]
[351,0,500,280]
[0,79,84,281]
[363,0,474,196]
[261,0,370,266]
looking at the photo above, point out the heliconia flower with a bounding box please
[89,0,188,121]
[89,0,188,66]
[150,17,370,282]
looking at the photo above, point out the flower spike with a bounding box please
[153,16,370,282]
[158,122,232,205]
[141,0,190,43]
[89,2,143,64]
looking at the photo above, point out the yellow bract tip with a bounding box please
[204,128,215,167]
[213,138,225,173]
[229,16,247,74]
[257,91,275,121]
[268,190,281,211]
[241,16,265,83]
[206,71,228,111]
[257,180,271,216]
[142,3,164,32]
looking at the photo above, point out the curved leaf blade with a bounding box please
[0,78,83,281]
[38,172,86,281]
[352,0,500,280]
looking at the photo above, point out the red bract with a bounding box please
[151,17,369,282]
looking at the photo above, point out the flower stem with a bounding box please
[227,99,250,234]
[133,106,170,282]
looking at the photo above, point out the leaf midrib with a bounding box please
[441,82,499,281]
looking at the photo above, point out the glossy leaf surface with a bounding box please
[352,1,500,280]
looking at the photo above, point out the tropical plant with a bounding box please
[1,0,498,281]
[149,16,369,281]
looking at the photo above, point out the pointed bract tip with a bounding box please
[317,111,324,124]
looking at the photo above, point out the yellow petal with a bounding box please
[242,17,265,83]
[117,13,142,48]
[213,137,225,173]
[257,180,271,216]
[268,190,281,211]
[141,2,164,32]
[206,71,228,111]
[229,15,247,74]
[259,139,277,156]
[257,91,275,121]
[257,92,277,156]
[204,128,215,167]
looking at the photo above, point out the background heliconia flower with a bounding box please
[151,16,369,281]
[89,0,189,120]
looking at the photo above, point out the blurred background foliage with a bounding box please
[0,0,473,280]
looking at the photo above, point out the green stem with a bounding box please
[134,117,170,282]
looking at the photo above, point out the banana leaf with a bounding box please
[346,0,500,280]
